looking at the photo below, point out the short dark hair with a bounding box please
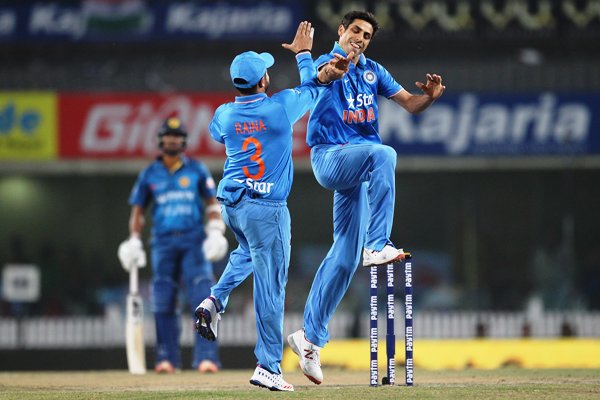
[341,11,379,36]
[235,84,259,95]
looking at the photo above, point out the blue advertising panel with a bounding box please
[3,1,600,42]
[0,1,303,42]
[379,93,600,156]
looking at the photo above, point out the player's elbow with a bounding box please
[408,106,426,115]
[403,100,431,115]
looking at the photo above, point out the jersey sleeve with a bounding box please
[296,52,317,84]
[273,82,322,125]
[276,52,337,124]
[374,61,403,98]
[209,106,225,143]
[314,53,333,72]
[128,169,151,207]
[195,162,217,200]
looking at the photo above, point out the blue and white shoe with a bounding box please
[249,365,294,392]
[194,296,221,341]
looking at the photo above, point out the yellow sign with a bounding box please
[282,339,600,371]
[0,92,57,160]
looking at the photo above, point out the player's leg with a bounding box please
[362,144,397,251]
[289,184,368,384]
[195,205,253,343]
[209,203,254,310]
[303,183,368,347]
[242,199,291,376]
[194,245,252,343]
[151,237,182,371]
[182,235,220,371]
[311,143,397,252]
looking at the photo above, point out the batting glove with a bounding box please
[203,219,229,262]
[118,236,147,272]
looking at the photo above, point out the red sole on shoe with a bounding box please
[304,373,322,385]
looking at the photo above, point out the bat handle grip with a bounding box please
[129,263,139,295]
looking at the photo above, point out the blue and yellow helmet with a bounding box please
[158,117,187,149]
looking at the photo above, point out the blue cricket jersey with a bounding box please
[128,155,217,236]
[209,53,322,203]
[304,42,403,146]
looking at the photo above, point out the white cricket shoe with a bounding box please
[249,365,294,392]
[287,329,323,384]
[195,296,221,341]
[362,245,405,267]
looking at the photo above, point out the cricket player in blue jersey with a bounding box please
[193,22,351,391]
[287,11,446,384]
[118,117,229,374]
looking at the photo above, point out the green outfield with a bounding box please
[0,368,599,400]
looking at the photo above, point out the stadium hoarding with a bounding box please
[58,92,310,159]
[0,0,304,42]
[307,0,600,41]
[0,91,58,160]
[1,90,598,164]
[2,0,600,43]
[380,92,600,157]
[57,91,600,160]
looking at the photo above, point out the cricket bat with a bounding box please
[126,261,146,374]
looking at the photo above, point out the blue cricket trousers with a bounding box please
[151,231,218,368]
[211,196,291,374]
[304,143,397,347]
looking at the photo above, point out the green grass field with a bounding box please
[0,369,599,400]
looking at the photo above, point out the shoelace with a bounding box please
[371,246,400,257]
[208,296,222,313]
[305,346,321,366]
[366,247,384,255]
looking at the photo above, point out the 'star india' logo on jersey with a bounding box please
[363,70,376,84]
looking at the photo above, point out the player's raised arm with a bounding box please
[282,20,314,53]
[283,21,318,84]
[391,73,446,114]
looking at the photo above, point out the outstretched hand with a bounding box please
[319,51,354,83]
[415,74,445,99]
[282,21,314,53]
[332,51,354,72]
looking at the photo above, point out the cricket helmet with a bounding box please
[158,117,187,149]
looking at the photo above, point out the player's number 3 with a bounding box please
[242,137,265,180]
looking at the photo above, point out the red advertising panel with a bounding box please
[59,92,310,159]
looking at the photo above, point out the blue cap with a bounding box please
[230,51,275,89]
